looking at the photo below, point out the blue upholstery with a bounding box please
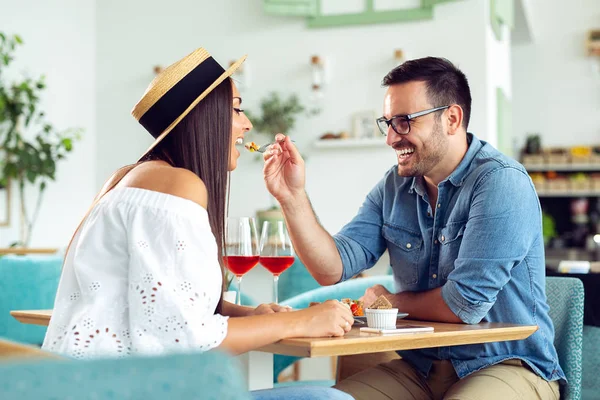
[281,275,394,311]
[277,258,322,302]
[0,350,250,400]
[275,276,395,382]
[0,255,62,344]
[582,325,600,400]
[546,277,585,400]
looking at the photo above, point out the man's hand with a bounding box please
[360,284,392,308]
[263,133,306,205]
[250,303,293,316]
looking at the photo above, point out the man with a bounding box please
[263,57,564,399]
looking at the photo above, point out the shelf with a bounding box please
[313,138,386,149]
[536,190,600,198]
[524,164,600,172]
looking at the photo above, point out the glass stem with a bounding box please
[273,274,279,304]
[236,276,243,306]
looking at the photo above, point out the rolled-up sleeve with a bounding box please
[334,178,388,281]
[441,167,541,324]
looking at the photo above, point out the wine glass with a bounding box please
[224,217,260,305]
[259,220,295,304]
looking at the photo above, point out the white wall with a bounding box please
[0,0,96,248]
[512,0,600,148]
[485,2,512,152]
[94,0,490,305]
[95,0,489,234]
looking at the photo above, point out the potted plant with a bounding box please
[245,92,307,139]
[0,32,81,247]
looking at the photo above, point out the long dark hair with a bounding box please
[144,77,233,313]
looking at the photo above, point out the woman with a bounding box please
[43,48,353,399]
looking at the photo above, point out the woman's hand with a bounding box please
[263,134,306,205]
[294,300,354,338]
[250,303,292,316]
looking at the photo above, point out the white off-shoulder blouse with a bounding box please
[42,187,228,359]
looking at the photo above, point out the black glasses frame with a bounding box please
[376,106,450,136]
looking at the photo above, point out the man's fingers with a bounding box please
[281,136,302,163]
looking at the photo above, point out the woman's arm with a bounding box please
[221,301,255,317]
[218,301,353,355]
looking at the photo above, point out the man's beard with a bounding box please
[396,118,447,177]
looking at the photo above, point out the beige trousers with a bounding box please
[334,359,560,400]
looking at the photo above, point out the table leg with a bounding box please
[238,351,274,391]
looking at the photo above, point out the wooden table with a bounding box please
[11,310,52,326]
[0,337,61,361]
[0,248,58,255]
[259,320,537,357]
[10,310,538,390]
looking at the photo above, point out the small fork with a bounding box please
[254,140,296,153]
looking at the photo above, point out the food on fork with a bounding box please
[244,141,260,152]
[368,295,393,310]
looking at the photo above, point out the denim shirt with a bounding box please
[334,133,565,383]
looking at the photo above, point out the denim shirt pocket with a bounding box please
[382,224,423,285]
[439,222,466,279]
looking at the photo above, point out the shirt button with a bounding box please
[427,212,431,217]
[432,274,437,279]
[441,235,446,242]
[437,203,441,208]
[434,239,439,244]
[406,243,412,249]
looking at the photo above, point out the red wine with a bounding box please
[224,255,259,276]
[260,256,295,276]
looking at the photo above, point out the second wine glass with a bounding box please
[259,220,295,304]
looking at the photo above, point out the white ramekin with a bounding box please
[365,308,399,329]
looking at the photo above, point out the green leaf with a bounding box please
[26,170,36,183]
[62,138,72,151]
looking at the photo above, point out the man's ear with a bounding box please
[446,104,463,135]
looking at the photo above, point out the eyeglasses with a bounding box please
[376,106,449,136]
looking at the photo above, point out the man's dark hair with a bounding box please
[382,57,472,129]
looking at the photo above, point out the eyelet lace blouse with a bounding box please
[42,187,228,359]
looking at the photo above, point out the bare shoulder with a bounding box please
[119,161,208,209]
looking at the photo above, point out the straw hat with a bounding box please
[132,48,247,160]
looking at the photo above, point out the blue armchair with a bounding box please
[0,255,62,344]
[546,276,585,400]
[582,325,600,400]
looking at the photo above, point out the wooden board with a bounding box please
[259,320,537,357]
[10,310,53,326]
